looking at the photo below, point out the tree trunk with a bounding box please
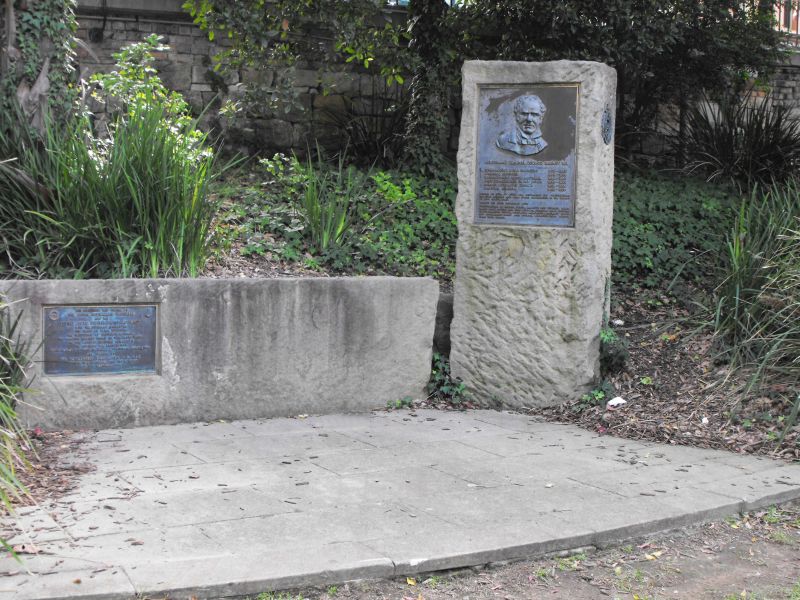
[401,0,450,173]
[1,0,73,133]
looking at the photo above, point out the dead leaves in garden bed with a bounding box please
[540,289,800,459]
[10,430,94,508]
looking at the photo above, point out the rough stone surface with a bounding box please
[0,278,437,430]
[450,61,617,408]
[2,410,799,600]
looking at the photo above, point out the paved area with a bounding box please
[2,409,799,600]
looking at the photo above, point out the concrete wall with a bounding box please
[1,278,438,430]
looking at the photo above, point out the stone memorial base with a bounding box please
[450,60,616,407]
[1,277,437,429]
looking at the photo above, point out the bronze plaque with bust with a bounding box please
[475,85,578,227]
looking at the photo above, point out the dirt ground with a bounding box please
[239,505,800,600]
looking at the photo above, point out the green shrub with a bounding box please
[713,180,800,387]
[612,171,736,287]
[346,170,457,279]
[0,36,216,278]
[224,158,458,280]
[293,150,370,254]
[427,352,468,406]
[683,91,800,190]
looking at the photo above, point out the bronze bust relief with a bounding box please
[496,95,548,156]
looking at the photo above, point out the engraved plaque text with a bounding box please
[475,85,578,227]
[43,305,158,376]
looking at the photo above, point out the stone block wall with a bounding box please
[770,53,800,115]
[73,1,424,156]
[76,14,231,115]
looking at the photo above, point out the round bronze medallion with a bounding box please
[601,105,614,145]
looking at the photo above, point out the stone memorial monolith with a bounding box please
[450,60,616,407]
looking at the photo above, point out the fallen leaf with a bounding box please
[407,577,416,586]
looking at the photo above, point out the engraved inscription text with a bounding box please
[43,305,158,376]
[475,85,578,227]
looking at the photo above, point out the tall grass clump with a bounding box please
[713,180,800,388]
[683,91,800,190]
[294,149,370,254]
[0,34,217,279]
[0,294,32,523]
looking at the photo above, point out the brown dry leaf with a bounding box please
[12,543,41,555]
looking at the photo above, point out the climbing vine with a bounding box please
[0,0,78,129]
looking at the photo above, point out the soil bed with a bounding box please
[536,287,800,460]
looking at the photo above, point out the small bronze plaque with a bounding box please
[43,305,158,376]
[475,84,578,227]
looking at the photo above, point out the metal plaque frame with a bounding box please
[42,304,160,376]
[474,83,579,228]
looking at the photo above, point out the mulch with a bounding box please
[9,430,94,509]
[537,287,800,460]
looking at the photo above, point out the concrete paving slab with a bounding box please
[557,490,746,546]
[59,487,293,538]
[361,519,594,574]
[55,471,142,504]
[232,416,326,435]
[469,411,576,432]
[3,512,69,545]
[336,419,511,448]
[64,524,231,567]
[249,466,478,511]
[694,464,800,509]
[113,457,331,495]
[78,443,206,473]
[307,440,502,476]
[429,449,640,488]
[174,431,375,463]
[94,421,254,444]
[0,565,135,600]
[3,410,800,600]
[570,461,758,498]
[124,543,394,599]
[400,482,626,528]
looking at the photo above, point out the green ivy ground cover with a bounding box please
[209,162,737,291]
